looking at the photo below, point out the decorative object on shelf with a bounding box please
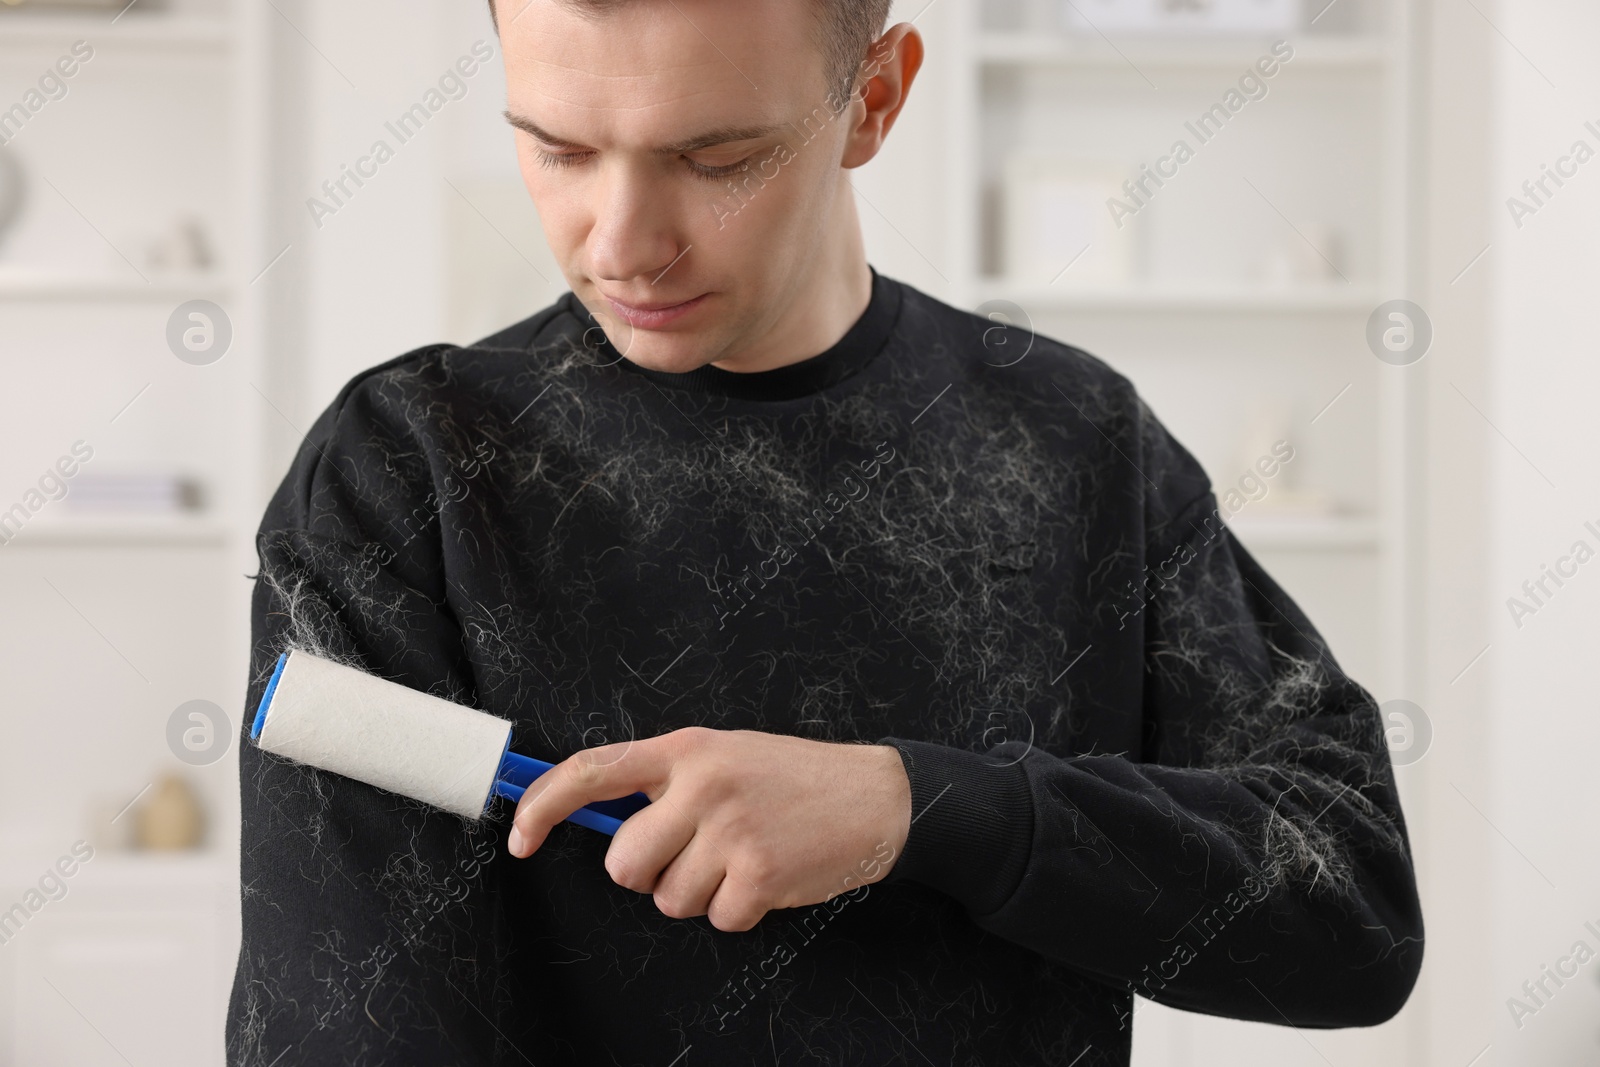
[983,0,1105,34]
[1001,155,1136,286]
[1059,0,1302,35]
[980,0,1030,30]
[134,774,205,851]
[0,147,24,252]
[1231,406,1335,516]
[62,471,204,513]
[1260,221,1345,285]
[143,214,215,273]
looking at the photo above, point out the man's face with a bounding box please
[499,0,855,372]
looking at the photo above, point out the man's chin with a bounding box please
[614,338,721,375]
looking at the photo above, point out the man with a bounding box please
[226,0,1424,1063]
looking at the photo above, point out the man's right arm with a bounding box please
[226,357,512,1065]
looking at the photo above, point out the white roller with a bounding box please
[252,650,512,820]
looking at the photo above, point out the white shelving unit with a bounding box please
[0,2,267,1062]
[942,0,1415,689]
[975,278,1383,311]
[936,2,1420,1063]
[0,266,231,302]
[0,513,231,547]
[975,32,1396,67]
[1230,512,1382,550]
[0,12,235,48]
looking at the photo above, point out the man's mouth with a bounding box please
[601,291,710,329]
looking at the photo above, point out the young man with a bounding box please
[226,1,1424,1063]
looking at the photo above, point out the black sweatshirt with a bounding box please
[226,267,1423,1066]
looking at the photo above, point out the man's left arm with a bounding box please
[877,494,1425,1028]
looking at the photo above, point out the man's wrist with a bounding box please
[874,742,912,876]
[873,738,1035,916]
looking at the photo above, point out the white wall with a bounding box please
[1482,0,1600,1061]
[1415,1,1495,1064]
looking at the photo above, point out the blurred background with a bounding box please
[0,0,1593,1062]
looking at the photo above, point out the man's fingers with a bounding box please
[509,728,701,857]
[510,744,656,855]
[648,835,726,920]
[604,799,696,893]
[706,876,767,933]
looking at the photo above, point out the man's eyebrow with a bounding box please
[502,111,787,153]
[660,122,789,153]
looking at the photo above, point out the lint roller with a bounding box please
[250,649,650,834]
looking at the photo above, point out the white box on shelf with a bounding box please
[1059,0,1301,35]
[1000,155,1136,286]
[61,471,204,514]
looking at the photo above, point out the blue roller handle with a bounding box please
[493,751,651,836]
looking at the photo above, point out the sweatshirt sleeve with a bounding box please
[226,354,510,1065]
[877,404,1424,1030]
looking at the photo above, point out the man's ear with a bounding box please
[841,23,925,170]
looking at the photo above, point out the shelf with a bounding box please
[79,850,234,882]
[0,513,231,548]
[976,279,1381,313]
[0,267,231,302]
[1227,514,1381,550]
[977,34,1393,68]
[0,850,233,896]
[0,12,233,49]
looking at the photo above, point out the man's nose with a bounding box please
[588,164,688,284]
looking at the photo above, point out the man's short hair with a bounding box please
[487,0,894,105]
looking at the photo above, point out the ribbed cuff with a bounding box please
[876,737,1035,916]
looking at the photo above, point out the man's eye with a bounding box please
[533,148,752,181]
[687,157,752,182]
[536,149,589,171]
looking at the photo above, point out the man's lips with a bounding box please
[601,291,710,328]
